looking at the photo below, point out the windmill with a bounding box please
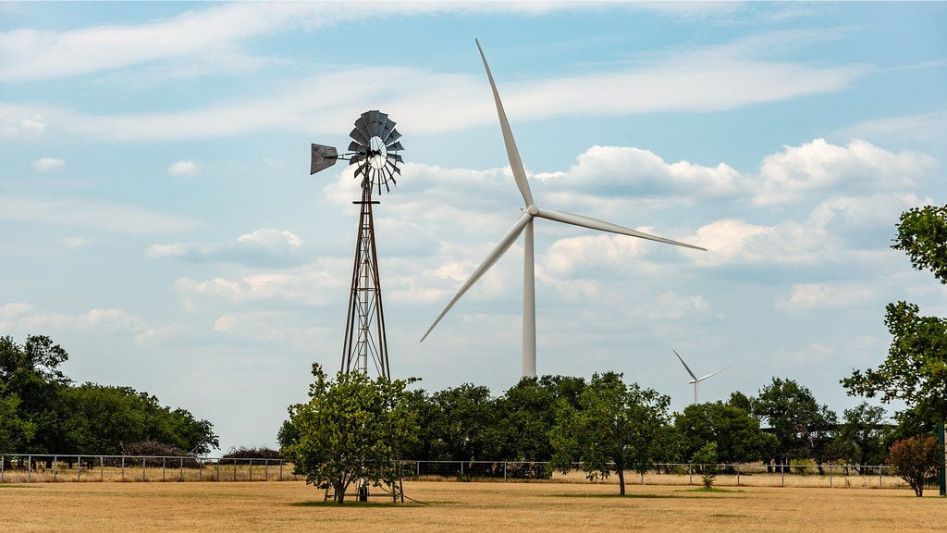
[310,110,404,379]
[419,40,706,378]
[672,349,727,405]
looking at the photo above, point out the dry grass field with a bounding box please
[2,480,946,532]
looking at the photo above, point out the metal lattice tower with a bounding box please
[310,110,403,379]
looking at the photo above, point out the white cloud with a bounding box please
[0,42,866,141]
[777,283,875,311]
[0,195,199,234]
[0,302,148,334]
[167,159,197,176]
[0,103,45,138]
[0,3,740,82]
[534,145,746,198]
[837,109,947,145]
[31,157,64,172]
[60,236,90,250]
[147,228,303,265]
[753,139,936,205]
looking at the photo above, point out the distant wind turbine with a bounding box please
[419,39,706,378]
[673,349,727,405]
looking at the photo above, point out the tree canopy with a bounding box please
[843,204,947,434]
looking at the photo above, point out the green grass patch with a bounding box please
[0,484,35,489]
[676,487,745,494]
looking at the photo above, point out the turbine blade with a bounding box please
[536,209,707,251]
[420,213,531,343]
[697,367,728,382]
[673,350,698,380]
[475,39,534,207]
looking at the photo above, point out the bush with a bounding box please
[887,436,940,497]
[120,440,199,468]
[223,447,282,460]
[692,442,718,489]
[790,458,817,476]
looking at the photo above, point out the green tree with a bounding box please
[0,335,73,454]
[427,384,497,462]
[831,403,889,470]
[692,442,718,489]
[0,395,35,454]
[843,205,947,434]
[550,372,669,495]
[674,402,772,463]
[282,364,419,503]
[887,435,940,497]
[753,378,836,471]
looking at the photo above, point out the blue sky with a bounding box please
[1,2,945,452]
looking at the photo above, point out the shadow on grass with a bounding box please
[675,487,745,494]
[544,492,734,500]
[290,499,452,508]
[0,484,35,489]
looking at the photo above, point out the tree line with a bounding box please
[0,335,218,461]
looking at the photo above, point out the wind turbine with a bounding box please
[419,40,707,378]
[672,349,727,405]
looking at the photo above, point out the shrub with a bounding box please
[887,436,940,497]
[692,442,718,489]
[223,447,282,460]
[790,458,817,476]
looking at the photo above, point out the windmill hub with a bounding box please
[527,205,539,215]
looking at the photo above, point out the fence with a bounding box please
[406,460,906,489]
[0,455,907,489]
[0,454,295,483]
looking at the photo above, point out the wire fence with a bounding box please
[0,454,294,483]
[0,455,907,489]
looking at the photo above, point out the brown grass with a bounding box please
[1,479,945,532]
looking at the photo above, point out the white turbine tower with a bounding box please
[419,40,706,378]
[672,349,727,405]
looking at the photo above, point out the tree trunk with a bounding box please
[617,464,625,496]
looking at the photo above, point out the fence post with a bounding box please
[416,461,420,478]
[829,465,833,488]
[216,460,221,482]
[53,455,58,481]
[279,461,283,481]
[100,456,104,481]
[121,456,125,481]
[249,459,253,481]
[179,458,184,481]
[233,459,237,482]
[504,462,507,480]
[1,455,4,482]
[736,464,740,487]
[162,457,166,481]
[28,455,33,482]
[142,457,146,481]
[688,463,692,486]
[781,463,785,487]
[265,460,269,481]
[76,456,81,481]
[879,466,883,488]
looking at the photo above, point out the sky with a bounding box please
[1,1,945,453]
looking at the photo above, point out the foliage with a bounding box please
[0,335,217,456]
[427,384,498,463]
[753,378,836,468]
[843,302,947,433]
[887,436,940,497]
[844,205,947,434]
[282,364,419,503]
[828,403,890,468]
[674,402,772,463]
[691,442,718,489]
[549,372,669,495]
[223,446,282,460]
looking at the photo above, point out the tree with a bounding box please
[692,442,718,489]
[753,378,836,472]
[426,384,497,462]
[550,372,669,495]
[843,205,947,433]
[887,436,940,497]
[282,364,419,503]
[674,402,772,464]
[0,395,35,454]
[831,403,889,471]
